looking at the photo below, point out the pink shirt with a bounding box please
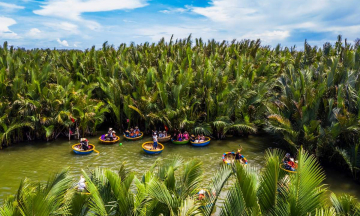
[183,134,189,140]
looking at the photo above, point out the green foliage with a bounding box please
[0,36,360,179]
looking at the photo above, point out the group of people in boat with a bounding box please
[190,134,206,143]
[158,130,168,138]
[77,138,91,151]
[124,126,141,138]
[104,128,116,141]
[172,130,190,141]
[282,153,297,171]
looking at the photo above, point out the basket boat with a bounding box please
[190,137,211,147]
[171,139,189,145]
[222,152,247,165]
[124,132,143,141]
[142,141,164,154]
[72,144,99,155]
[99,135,120,144]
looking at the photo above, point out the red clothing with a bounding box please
[288,161,295,168]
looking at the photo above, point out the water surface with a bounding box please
[1,134,359,201]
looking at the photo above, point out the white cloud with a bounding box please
[44,22,79,32]
[27,28,41,38]
[242,31,290,43]
[123,19,136,23]
[190,0,360,44]
[57,38,69,46]
[73,42,82,47]
[58,22,78,32]
[0,16,19,39]
[33,0,148,29]
[159,7,190,14]
[135,25,220,42]
[0,2,24,10]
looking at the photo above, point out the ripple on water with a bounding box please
[1,135,360,201]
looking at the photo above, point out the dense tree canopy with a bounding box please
[0,35,359,178]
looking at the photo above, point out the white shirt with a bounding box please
[153,135,158,142]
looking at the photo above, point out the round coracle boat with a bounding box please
[222,152,247,165]
[171,139,189,145]
[74,186,91,195]
[279,163,298,173]
[190,137,211,147]
[72,144,99,155]
[158,135,171,143]
[142,141,164,154]
[197,189,214,209]
[99,135,120,144]
[124,132,143,141]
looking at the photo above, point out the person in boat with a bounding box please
[125,129,130,137]
[196,135,201,142]
[183,131,189,140]
[177,131,183,141]
[130,128,135,138]
[80,138,89,150]
[78,175,86,191]
[198,189,206,200]
[172,132,177,141]
[235,148,243,162]
[107,128,114,141]
[282,153,296,171]
[190,134,195,142]
[283,153,291,164]
[163,131,167,137]
[135,126,140,137]
[287,158,296,171]
[200,134,205,141]
[153,132,158,149]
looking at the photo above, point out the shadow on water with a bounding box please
[1,133,360,203]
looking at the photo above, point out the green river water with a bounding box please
[1,134,360,203]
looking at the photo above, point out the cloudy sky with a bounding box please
[0,0,359,49]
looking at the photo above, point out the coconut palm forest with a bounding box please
[1,35,360,215]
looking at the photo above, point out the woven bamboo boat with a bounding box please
[123,132,143,141]
[142,141,164,154]
[222,152,247,165]
[72,144,99,155]
[190,137,211,147]
[99,135,120,144]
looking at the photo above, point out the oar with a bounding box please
[93,149,100,155]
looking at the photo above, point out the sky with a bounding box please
[0,0,359,49]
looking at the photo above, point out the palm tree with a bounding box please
[1,169,73,216]
[220,148,334,216]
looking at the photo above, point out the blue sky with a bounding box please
[0,0,359,49]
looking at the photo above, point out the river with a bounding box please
[1,134,359,202]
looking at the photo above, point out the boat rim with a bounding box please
[190,137,211,144]
[142,141,164,151]
[72,143,95,152]
[279,163,297,173]
[124,132,143,139]
[99,135,120,142]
